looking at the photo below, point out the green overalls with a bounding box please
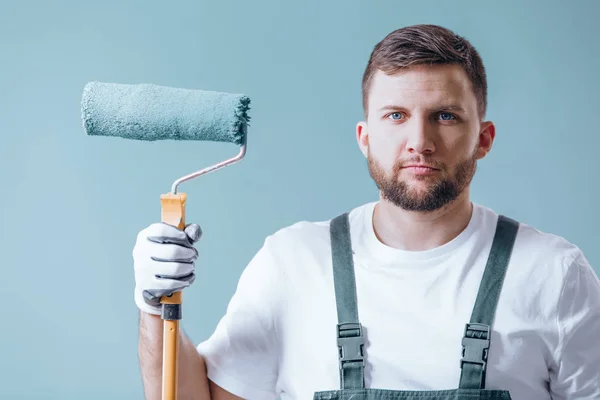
[313,212,520,400]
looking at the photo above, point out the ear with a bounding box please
[476,121,495,160]
[356,121,369,158]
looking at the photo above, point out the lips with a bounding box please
[401,164,440,176]
[403,164,439,170]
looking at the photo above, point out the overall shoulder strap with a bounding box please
[459,215,520,389]
[330,213,365,390]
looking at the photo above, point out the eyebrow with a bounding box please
[378,104,468,114]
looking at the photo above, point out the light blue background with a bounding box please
[1,0,598,398]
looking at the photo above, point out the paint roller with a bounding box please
[80,81,250,400]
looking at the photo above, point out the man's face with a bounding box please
[357,64,495,212]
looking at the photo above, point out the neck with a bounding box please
[372,191,473,251]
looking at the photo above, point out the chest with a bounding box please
[274,264,552,399]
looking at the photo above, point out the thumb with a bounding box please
[184,223,202,243]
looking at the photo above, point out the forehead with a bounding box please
[368,64,477,111]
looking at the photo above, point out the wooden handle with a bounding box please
[162,299,181,400]
[160,192,187,400]
[161,193,187,230]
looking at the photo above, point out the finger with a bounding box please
[142,275,191,296]
[184,224,202,243]
[142,275,195,306]
[143,287,184,306]
[149,261,194,279]
[144,223,195,247]
[143,242,198,263]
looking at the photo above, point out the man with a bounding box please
[134,24,600,399]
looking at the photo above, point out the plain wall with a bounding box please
[1,0,598,398]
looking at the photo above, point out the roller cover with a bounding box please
[81,81,250,145]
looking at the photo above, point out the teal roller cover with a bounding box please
[81,81,250,145]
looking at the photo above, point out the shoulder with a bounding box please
[264,202,373,246]
[259,202,374,261]
[513,217,585,275]
[478,204,595,298]
[478,203,585,271]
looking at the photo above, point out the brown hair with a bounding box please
[362,24,487,119]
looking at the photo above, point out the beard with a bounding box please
[368,147,478,212]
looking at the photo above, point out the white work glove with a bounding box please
[132,222,202,315]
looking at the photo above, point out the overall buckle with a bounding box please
[460,323,490,370]
[336,322,365,369]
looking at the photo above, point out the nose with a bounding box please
[405,118,435,154]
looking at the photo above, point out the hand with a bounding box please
[132,222,202,315]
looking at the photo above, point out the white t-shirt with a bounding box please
[197,201,600,400]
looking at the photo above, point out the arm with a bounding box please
[549,252,600,399]
[138,311,244,400]
[138,311,209,400]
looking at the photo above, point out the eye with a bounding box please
[439,112,457,121]
[387,112,404,121]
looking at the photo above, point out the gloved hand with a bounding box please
[132,222,202,315]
